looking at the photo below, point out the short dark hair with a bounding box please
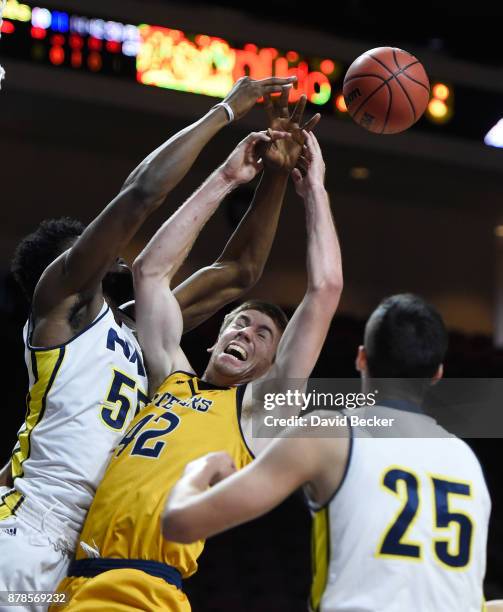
[365,294,448,378]
[220,300,289,337]
[11,217,85,301]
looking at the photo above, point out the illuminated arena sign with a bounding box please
[6,0,491,138]
[1,1,339,107]
[136,25,336,105]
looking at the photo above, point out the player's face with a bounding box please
[102,258,134,307]
[208,310,282,383]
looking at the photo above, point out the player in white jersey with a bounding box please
[0,75,297,605]
[164,287,491,609]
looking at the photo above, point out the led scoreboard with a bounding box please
[0,0,340,105]
[1,1,139,78]
[1,0,502,143]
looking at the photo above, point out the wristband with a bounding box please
[215,102,234,123]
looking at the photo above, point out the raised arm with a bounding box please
[33,76,296,344]
[272,131,343,379]
[133,131,290,392]
[250,132,342,388]
[240,133,343,450]
[174,93,321,332]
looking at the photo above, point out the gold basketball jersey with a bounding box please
[75,371,253,578]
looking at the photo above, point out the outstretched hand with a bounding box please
[222,76,297,122]
[262,91,321,172]
[220,130,292,185]
[291,131,326,198]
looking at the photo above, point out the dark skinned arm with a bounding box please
[32,76,297,346]
[173,168,288,332]
[174,93,321,332]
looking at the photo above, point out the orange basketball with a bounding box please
[343,47,430,134]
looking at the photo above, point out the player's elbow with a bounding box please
[132,256,153,281]
[162,509,199,544]
[235,261,262,291]
[132,254,171,283]
[127,173,166,212]
[309,276,343,306]
[216,260,261,292]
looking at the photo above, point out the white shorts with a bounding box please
[0,490,79,612]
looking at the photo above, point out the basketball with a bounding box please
[343,47,430,134]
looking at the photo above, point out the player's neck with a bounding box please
[200,367,244,388]
[106,297,135,330]
[366,378,425,408]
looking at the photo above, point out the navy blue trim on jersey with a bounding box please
[307,422,354,512]
[11,494,25,515]
[168,369,198,380]
[0,489,25,515]
[236,383,255,459]
[26,302,110,352]
[196,378,231,391]
[167,371,232,392]
[68,558,182,589]
[379,398,424,415]
[30,351,38,382]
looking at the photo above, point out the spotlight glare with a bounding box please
[432,83,449,100]
[428,99,448,119]
[335,94,347,112]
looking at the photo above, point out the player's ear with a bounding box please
[355,345,367,373]
[431,363,443,385]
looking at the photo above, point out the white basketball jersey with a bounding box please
[309,406,490,612]
[0,301,148,533]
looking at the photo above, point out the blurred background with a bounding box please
[1,1,502,609]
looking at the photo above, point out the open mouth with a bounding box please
[224,343,248,362]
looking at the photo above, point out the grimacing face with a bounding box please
[206,309,283,384]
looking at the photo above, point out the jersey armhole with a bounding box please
[307,423,354,512]
[26,301,110,351]
[236,384,255,460]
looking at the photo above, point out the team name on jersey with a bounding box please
[152,390,213,413]
[106,328,145,376]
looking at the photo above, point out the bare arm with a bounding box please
[245,132,342,417]
[163,438,316,542]
[173,169,289,332]
[33,76,296,345]
[162,420,349,543]
[174,94,320,332]
[134,131,288,392]
[272,133,343,380]
[34,107,228,317]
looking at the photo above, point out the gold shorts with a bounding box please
[51,568,190,612]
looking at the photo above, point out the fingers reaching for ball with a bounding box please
[291,131,326,199]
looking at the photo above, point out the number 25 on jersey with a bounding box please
[376,467,474,570]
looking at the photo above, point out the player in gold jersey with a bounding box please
[53,97,342,611]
